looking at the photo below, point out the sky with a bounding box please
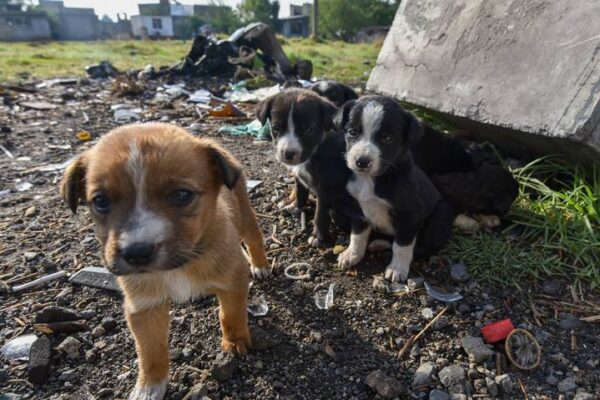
[42,0,310,20]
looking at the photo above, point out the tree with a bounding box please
[238,0,279,28]
[210,5,242,33]
[319,0,398,41]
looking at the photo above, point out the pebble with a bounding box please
[421,308,434,320]
[188,123,203,134]
[412,362,436,388]
[57,336,82,359]
[485,377,498,397]
[439,365,466,394]
[461,336,495,363]
[27,335,52,385]
[210,352,239,381]
[542,279,562,296]
[457,304,471,315]
[251,327,276,351]
[407,277,424,290]
[495,374,515,395]
[557,377,577,393]
[100,317,117,332]
[58,369,76,382]
[254,360,264,370]
[559,314,582,330]
[573,391,595,400]
[364,369,406,399]
[473,378,486,391]
[91,326,106,338]
[372,276,387,294]
[35,306,81,323]
[428,389,449,400]
[546,374,560,385]
[81,309,97,320]
[97,388,114,398]
[450,263,470,283]
[376,327,385,335]
[0,367,8,384]
[24,206,37,217]
[182,383,208,400]
[432,316,449,331]
[24,252,38,261]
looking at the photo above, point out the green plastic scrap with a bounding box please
[219,118,271,140]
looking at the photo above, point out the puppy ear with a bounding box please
[407,114,425,145]
[60,154,88,213]
[209,143,241,190]
[256,95,275,125]
[319,97,338,131]
[332,99,356,130]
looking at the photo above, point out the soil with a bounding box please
[1,77,599,400]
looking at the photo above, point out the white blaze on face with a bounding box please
[276,103,302,165]
[118,141,169,252]
[346,101,384,175]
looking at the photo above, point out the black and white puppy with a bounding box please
[256,89,361,246]
[334,95,452,282]
[310,80,358,107]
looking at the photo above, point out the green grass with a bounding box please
[0,38,381,83]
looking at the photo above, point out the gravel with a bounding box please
[460,336,495,363]
[439,365,467,394]
[413,362,436,388]
[364,369,406,399]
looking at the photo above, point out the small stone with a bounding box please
[450,263,470,283]
[486,377,498,397]
[188,123,203,134]
[27,335,52,384]
[407,277,425,290]
[100,317,117,332]
[24,252,38,261]
[251,327,276,351]
[58,369,76,382]
[457,304,471,315]
[473,378,486,392]
[559,314,582,330]
[0,368,8,383]
[35,306,81,323]
[461,336,495,363]
[364,369,406,399]
[373,276,387,293]
[85,349,98,363]
[310,330,323,343]
[41,258,57,271]
[546,374,560,385]
[91,326,106,338]
[413,362,436,388]
[292,285,305,296]
[24,206,37,217]
[182,383,209,400]
[468,369,480,380]
[429,389,449,400]
[557,377,577,394]
[57,336,82,359]
[495,374,515,395]
[439,365,466,394]
[421,308,434,319]
[254,360,264,370]
[80,309,97,320]
[573,390,595,400]
[210,352,239,381]
[542,279,561,296]
[376,327,385,335]
[97,388,114,398]
[433,316,449,331]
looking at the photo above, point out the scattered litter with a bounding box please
[332,245,346,255]
[12,270,67,292]
[0,189,10,198]
[14,180,32,192]
[162,83,190,98]
[208,101,245,118]
[227,84,280,103]
[75,130,91,142]
[47,144,72,150]
[69,266,119,292]
[33,320,88,334]
[111,75,143,96]
[29,157,74,173]
[284,262,311,280]
[85,61,119,79]
[388,282,409,294]
[481,319,515,343]
[0,144,14,158]
[505,328,541,370]
[219,119,270,140]
[20,101,57,111]
[33,306,88,334]
[247,295,269,316]
[188,89,212,103]
[246,180,263,193]
[424,281,463,303]
[314,283,335,310]
[114,108,141,123]
[36,78,78,88]
[0,334,37,361]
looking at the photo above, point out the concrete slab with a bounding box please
[367,0,600,163]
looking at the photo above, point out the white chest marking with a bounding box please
[288,161,314,190]
[347,175,394,234]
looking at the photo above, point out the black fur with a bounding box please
[310,80,358,107]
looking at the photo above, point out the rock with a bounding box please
[407,277,424,290]
[97,388,114,398]
[450,263,470,283]
[421,308,434,320]
[439,365,466,394]
[251,327,276,350]
[473,378,486,392]
[364,369,406,399]
[559,314,582,330]
[573,390,595,400]
[461,336,495,363]
[413,362,436,388]
[557,377,577,394]
[100,317,117,332]
[183,383,208,400]
[27,335,52,384]
[542,279,562,296]
[433,316,449,331]
[485,377,498,397]
[210,352,239,381]
[91,326,106,338]
[429,389,449,400]
[57,336,82,359]
[367,1,600,163]
[457,304,471,315]
[546,374,560,386]
[24,206,37,217]
[35,306,81,323]
[0,367,8,383]
[373,276,387,293]
[495,374,515,395]
[24,252,38,261]
[69,266,120,292]
[376,327,385,335]
[58,369,76,382]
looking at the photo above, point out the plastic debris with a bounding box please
[218,119,271,140]
[114,108,142,123]
[69,266,119,292]
[481,319,515,343]
[0,334,37,361]
[12,270,67,292]
[284,262,311,280]
[227,84,280,103]
[246,180,263,193]
[188,89,212,103]
[505,328,541,370]
[388,283,409,294]
[20,101,57,111]
[75,130,91,142]
[315,283,335,310]
[424,281,463,303]
[0,144,14,158]
[208,101,245,118]
[247,295,269,316]
[85,60,119,79]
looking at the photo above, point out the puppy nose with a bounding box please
[122,242,156,266]
[355,157,372,169]
[284,150,297,161]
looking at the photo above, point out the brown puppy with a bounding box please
[61,123,270,400]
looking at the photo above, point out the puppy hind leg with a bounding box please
[215,282,251,354]
[125,302,170,400]
[415,200,455,258]
[236,185,270,279]
[309,197,331,247]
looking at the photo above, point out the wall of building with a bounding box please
[131,15,174,38]
[0,13,51,41]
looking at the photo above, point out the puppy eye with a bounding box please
[382,134,394,143]
[346,129,358,138]
[169,189,196,207]
[92,194,111,214]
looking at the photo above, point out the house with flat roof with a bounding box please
[38,0,100,40]
[0,5,51,42]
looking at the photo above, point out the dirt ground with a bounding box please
[1,77,599,400]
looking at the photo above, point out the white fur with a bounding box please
[276,105,302,164]
[338,226,371,268]
[346,102,385,175]
[317,81,329,92]
[347,175,394,235]
[287,161,313,189]
[250,265,272,279]
[361,102,384,138]
[384,240,415,282]
[128,380,167,400]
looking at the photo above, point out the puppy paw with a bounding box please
[476,214,501,229]
[250,265,272,280]
[368,239,392,253]
[453,214,480,233]
[308,235,322,247]
[128,380,167,400]
[384,260,409,283]
[222,335,251,355]
[337,247,363,269]
[281,203,302,216]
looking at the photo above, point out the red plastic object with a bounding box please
[481,319,515,343]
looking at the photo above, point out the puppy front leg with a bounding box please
[308,197,330,247]
[338,219,371,269]
[283,178,308,216]
[384,239,416,283]
[125,302,170,400]
[215,280,251,354]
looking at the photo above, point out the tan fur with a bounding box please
[60,123,269,395]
